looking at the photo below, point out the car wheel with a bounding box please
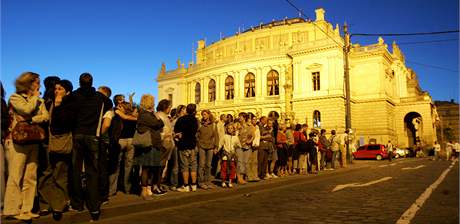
[376,155,383,161]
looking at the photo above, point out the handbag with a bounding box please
[132,130,152,148]
[48,104,73,154]
[12,121,46,144]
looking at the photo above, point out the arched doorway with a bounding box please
[404,112,423,147]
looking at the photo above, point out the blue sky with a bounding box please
[2,0,458,103]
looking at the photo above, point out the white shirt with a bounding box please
[252,125,261,147]
[103,110,114,119]
[222,134,241,155]
[434,144,441,152]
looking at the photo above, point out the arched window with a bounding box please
[267,70,279,96]
[244,73,256,98]
[195,82,201,104]
[313,110,321,128]
[208,79,216,102]
[225,76,234,100]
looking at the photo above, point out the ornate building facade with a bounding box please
[157,8,438,148]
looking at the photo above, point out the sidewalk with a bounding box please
[2,160,375,224]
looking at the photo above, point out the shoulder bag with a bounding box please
[48,104,72,154]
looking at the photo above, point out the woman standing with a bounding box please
[38,80,73,220]
[133,94,165,199]
[197,110,218,189]
[4,72,49,220]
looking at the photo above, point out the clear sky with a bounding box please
[2,0,459,103]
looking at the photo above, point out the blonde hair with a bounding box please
[15,72,39,94]
[140,94,155,111]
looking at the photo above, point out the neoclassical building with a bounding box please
[157,8,438,148]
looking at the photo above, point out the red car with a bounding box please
[353,144,389,160]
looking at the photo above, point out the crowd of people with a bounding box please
[0,72,353,222]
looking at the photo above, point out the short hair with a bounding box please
[170,108,177,118]
[220,114,226,121]
[15,72,40,94]
[79,73,93,88]
[295,124,302,131]
[176,105,186,116]
[98,86,112,97]
[113,94,124,106]
[57,80,73,93]
[44,76,60,90]
[156,99,171,112]
[140,94,155,111]
[308,132,316,138]
[186,103,197,115]
[331,130,336,135]
[238,112,248,121]
[320,129,326,134]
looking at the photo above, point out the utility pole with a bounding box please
[343,22,352,163]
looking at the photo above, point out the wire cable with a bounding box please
[406,60,459,73]
[397,38,459,46]
[284,0,344,47]
[352,30,459,37]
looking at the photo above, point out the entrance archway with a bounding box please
[404,112,423,147]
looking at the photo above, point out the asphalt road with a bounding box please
[3,158,458,224]
[94,158,459,224]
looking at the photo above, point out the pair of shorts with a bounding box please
[179,149,197,172]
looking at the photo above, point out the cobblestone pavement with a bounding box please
[3,158,458,224]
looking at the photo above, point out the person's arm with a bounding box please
[9,94,40,116]
[115,109,137,121]
[31,99,49,123]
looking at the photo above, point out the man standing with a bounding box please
[433,141,441,161]
[386,140,394,162]
[70,73,112,221]
[174,104,199,192]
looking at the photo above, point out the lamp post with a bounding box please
[343,22,352,163]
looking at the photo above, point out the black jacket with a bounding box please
[70,87,112,135]
[137,109,164,149]
[174,114,198,150]
[50,95,74,135]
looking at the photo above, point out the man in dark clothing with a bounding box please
[174,104,199,192]
[69,73,112,221]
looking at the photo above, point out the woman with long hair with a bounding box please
[4,72,49,220]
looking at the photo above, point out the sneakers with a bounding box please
[170,186,177,191]
[177,185,190,192]
[191,185,197,192]
[14,212,39,220]
[221,182,227,188]
[228,182,233,188]
[152,188,167,196]
[271,174,278,178]
[265,173,272,180]
[199,184,209,190]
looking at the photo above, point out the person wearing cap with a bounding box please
[37,79,74,221]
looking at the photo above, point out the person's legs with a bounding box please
[82,135,101,216]
[204,149,213,185]
[70,135,85,211]
[3,140,26,216]
[198,147,206,186]
[189,149,198,187]
[170,147,179,189]
[123,139,135,193]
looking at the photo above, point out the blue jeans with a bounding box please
[71,134,101,213]
[198,147,214,185]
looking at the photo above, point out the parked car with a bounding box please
[393,148,410,158]
[353,144,389,160]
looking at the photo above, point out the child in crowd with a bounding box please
[220,123,241,188]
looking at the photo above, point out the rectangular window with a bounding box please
[312,72,320,91]
[168,94,173,105]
